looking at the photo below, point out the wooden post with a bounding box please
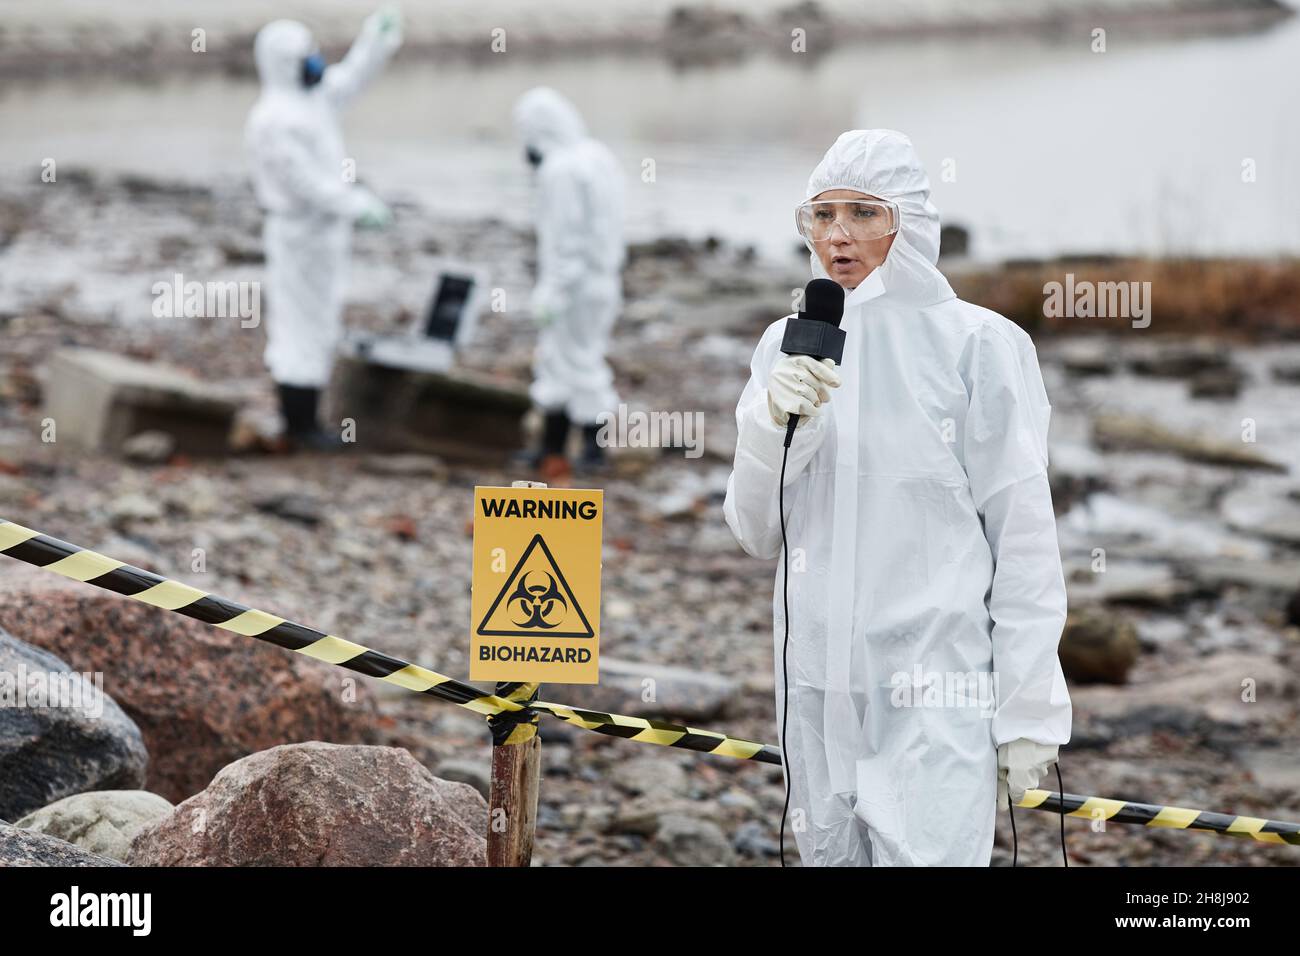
[486,480,545,867]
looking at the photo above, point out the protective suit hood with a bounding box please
[514,87,588,160]
[254,20,315,92]
[804,129,953,307]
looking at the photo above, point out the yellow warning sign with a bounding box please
[470,486,602,683]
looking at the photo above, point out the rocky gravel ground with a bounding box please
[2,175,1299,866]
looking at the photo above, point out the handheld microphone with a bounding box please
[779,278,846,447]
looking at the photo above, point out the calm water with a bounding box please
[2,19,1297,262]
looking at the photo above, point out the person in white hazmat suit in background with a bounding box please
[513,87,625,473]
[723,129,1071,866]
[245,10,402,450]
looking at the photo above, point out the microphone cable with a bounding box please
[777,417,797,867]
[1008,787,1018,867]
[1006,758,1069,867]
[1056,761,1069,867]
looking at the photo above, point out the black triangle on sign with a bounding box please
[477,533,595,639]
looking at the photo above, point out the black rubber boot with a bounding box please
[514,409,571,468]
[542,410,572,457]
[277,384,343,452]
[574,423,608,474]
[277,384,313,437]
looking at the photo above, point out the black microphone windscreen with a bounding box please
[804,278,845,327]
[781,277,847,364]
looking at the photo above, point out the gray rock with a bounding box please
[1133,616,1189,651]
[1187,556,1300,595]
[610,754,688,798]
[691,522,746,554]
[1087,704,1249,752]
[733,819,780,858]
[1069,651,1291,733]
[106,492,164,524]
[433,758,491,800]
[253,492,324,526]
[1092,414,1286,472]
[655,491,701,521]
[1129,343,1232,379]
[42,347,237,457]
[1270,362,1300,384]
[564,656,740,722]
[1067,560,1196,608]
[1053,338,1118,377]
[16,790,173,862]
[1236,748,1300,792]
[0,628,148,820]
[121,429,176,464]
[717,787,759,813]
[939,223,970,259]
[653,815,735,866]
[219,235,264,265]
[560,801,615,833]
[1221,487,1300,546]
[664,7,749,65]
[1058,607,1141,685]
[607,796,720,837]
[0,821,123,866]
[1188,367,1245,400]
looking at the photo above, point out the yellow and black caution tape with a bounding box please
[4,516,1299,845]
[0,518,781,765]
[488,681,540,746]
[1019,789,1300,846]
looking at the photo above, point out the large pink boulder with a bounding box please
[128,743,487,866]
[0,566,376,801]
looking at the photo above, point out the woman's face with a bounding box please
[809,189,897,289]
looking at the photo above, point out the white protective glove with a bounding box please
[355,195,393,230]
[767,354,841,427]
[529,285,561,328]
[997,739,1059,806]
[365,6,404,48]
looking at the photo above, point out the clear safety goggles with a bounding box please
[795,198,900,243]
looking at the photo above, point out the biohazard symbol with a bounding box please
[477,533,594,639]
[507,571,567,629]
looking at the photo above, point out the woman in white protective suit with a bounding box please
[245,11,402,450]
[723,130,1072,866]
[513,88,626,473]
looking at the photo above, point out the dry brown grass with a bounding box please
[948,257,1300,339]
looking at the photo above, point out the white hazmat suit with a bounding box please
[724,130,1072,866]
[513,88,625,426]
[245,15,400,388]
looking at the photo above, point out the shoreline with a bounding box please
[0,0,1291,81]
